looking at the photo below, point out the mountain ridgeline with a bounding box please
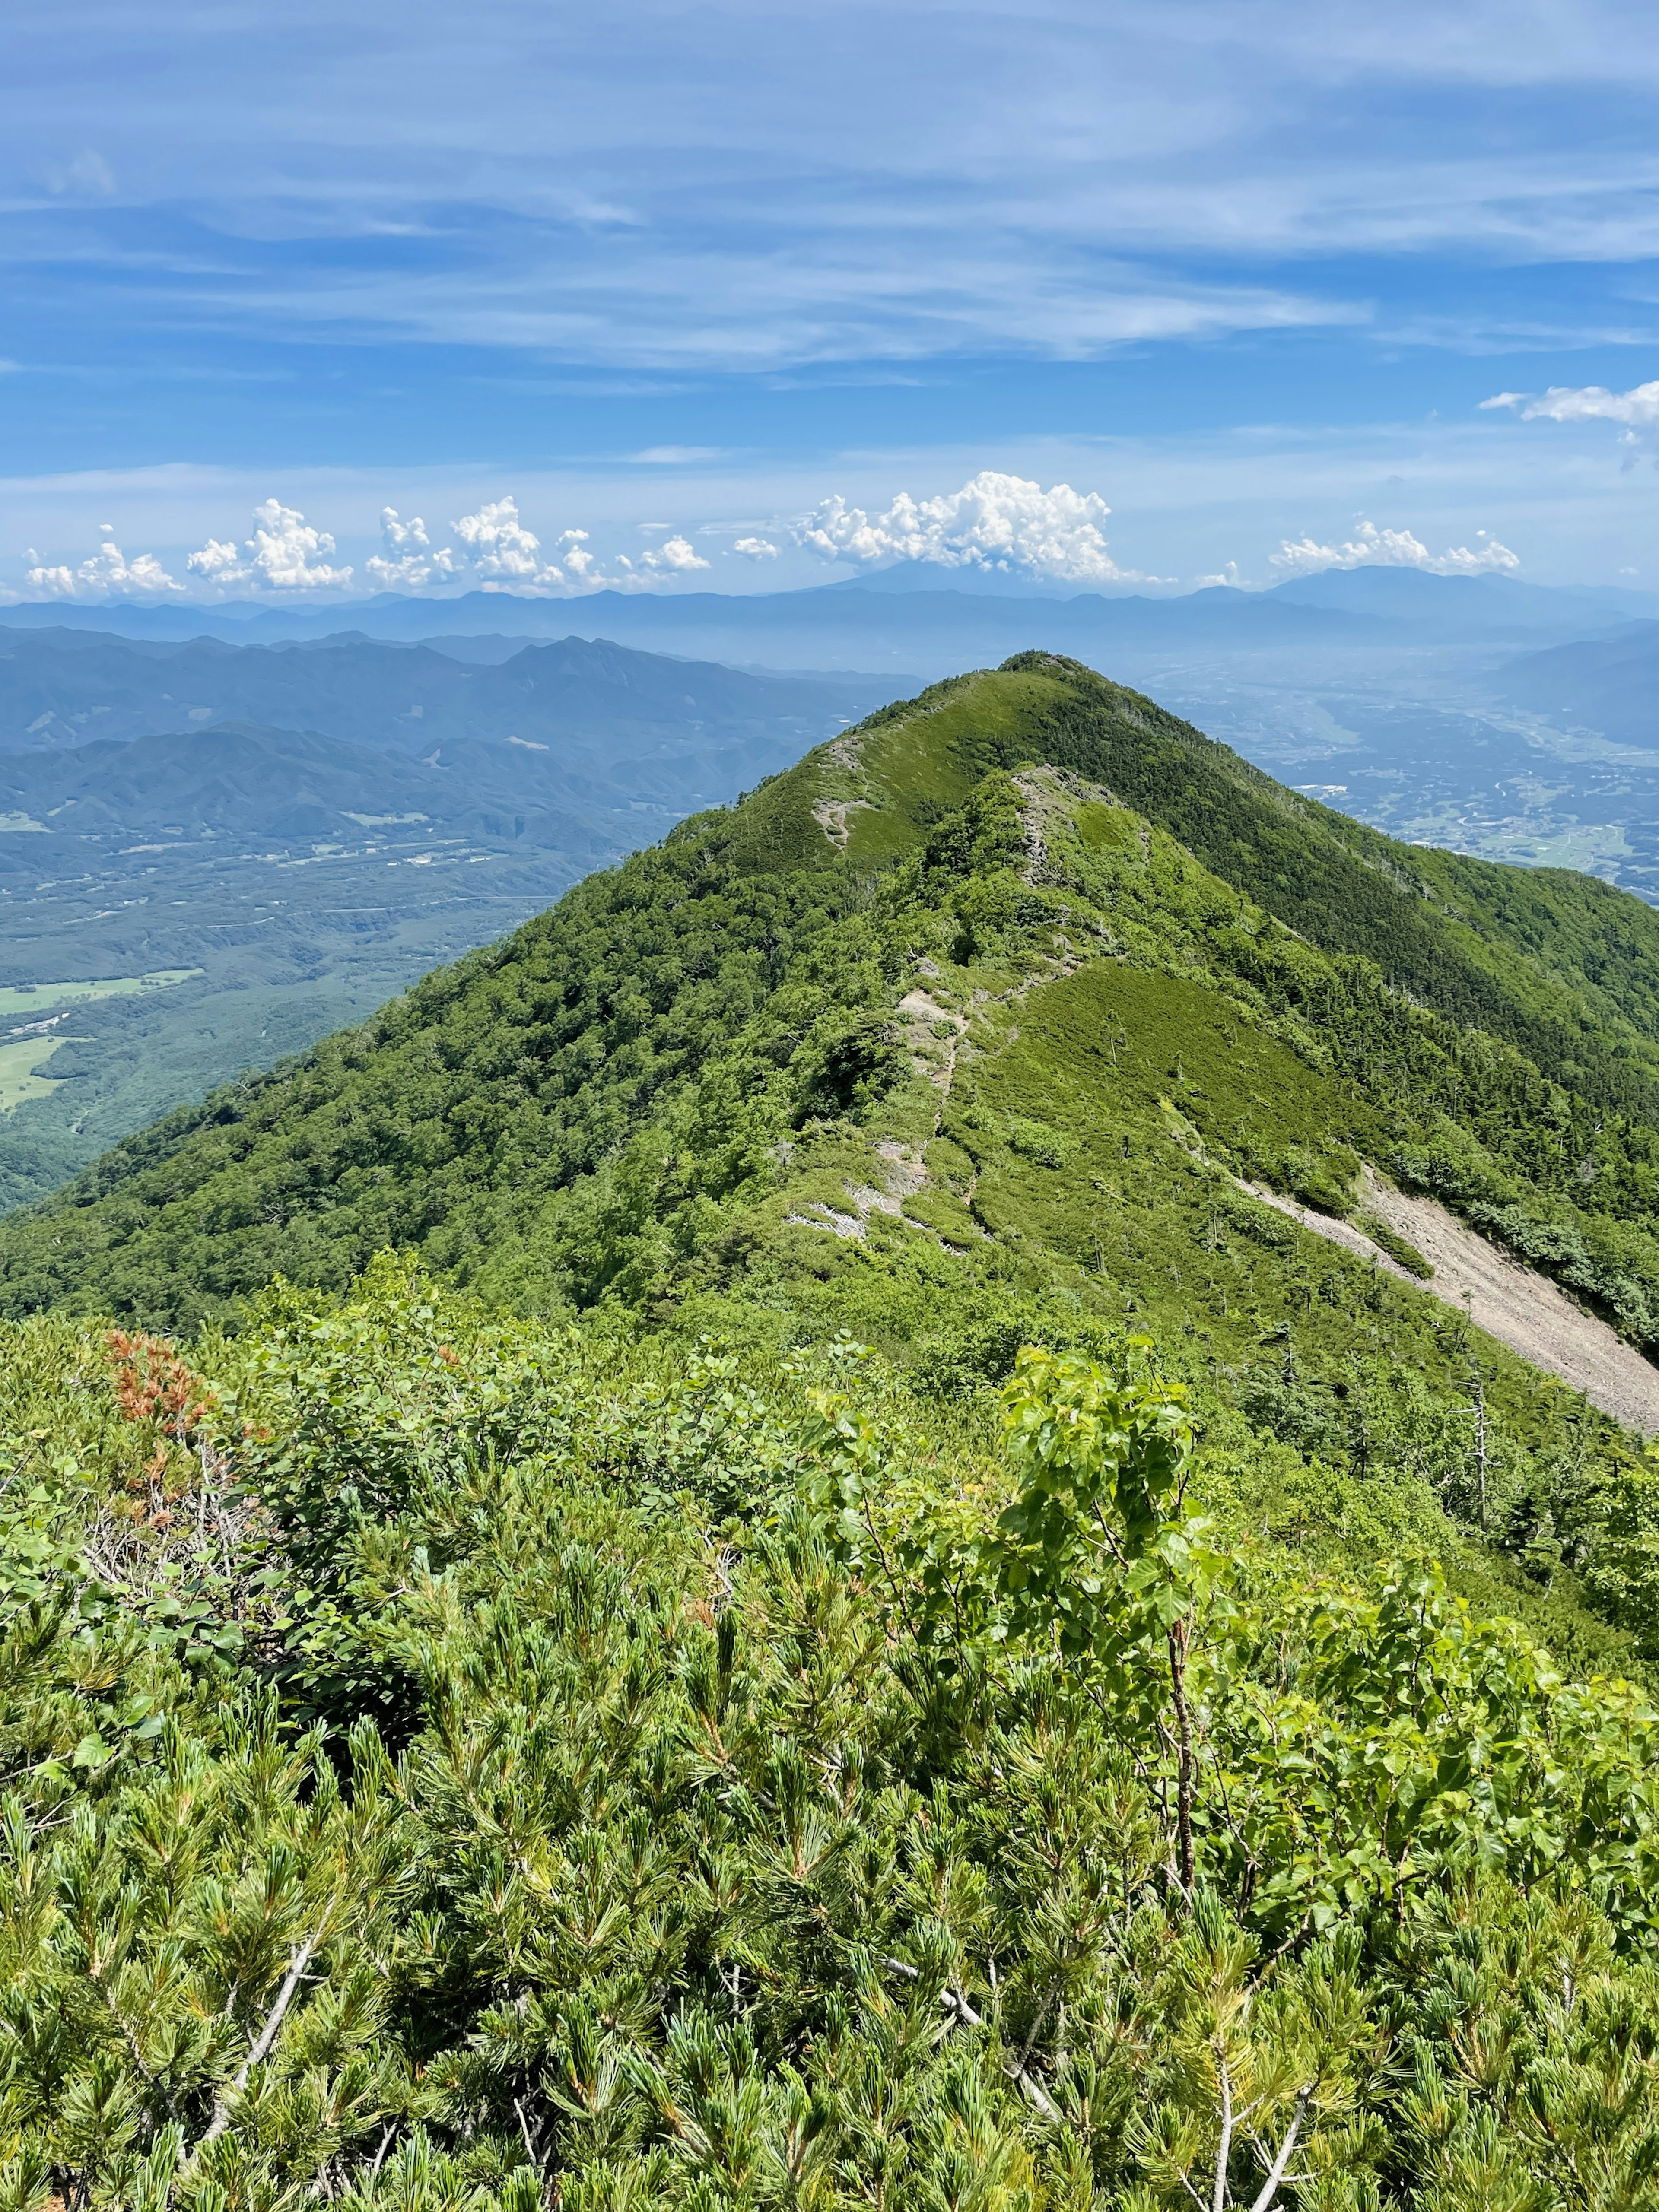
[19,652,1659,2210]
[8,651,1659,1335]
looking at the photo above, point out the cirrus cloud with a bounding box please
[796,470,1137,583]
[1270,518,1519,578]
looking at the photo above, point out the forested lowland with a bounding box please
[11,655,1659,2208]
[0,632,894,1215]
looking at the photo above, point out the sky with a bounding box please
[5,0,1659,601]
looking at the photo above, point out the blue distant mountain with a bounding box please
[1496,621,1659,743]
[1271,565,1658,632]
[3,565,1647,666]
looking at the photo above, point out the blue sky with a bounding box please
[6,0,1659,599]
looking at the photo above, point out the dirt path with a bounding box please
[1246,1170,1659,1436]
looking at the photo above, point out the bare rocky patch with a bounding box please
[1242,1170,1659,1436]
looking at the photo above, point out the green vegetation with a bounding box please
[10,655,1659,2206]
[0,631,894,1212]
[0,970,200,1021]
[0,977,203,1117]
[7,1265,1659,2210]
[0,1033,81,1111]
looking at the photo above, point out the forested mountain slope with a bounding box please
[18,656,1659,2208]
[10,647,1659,1621]
[9,652,1659,1341]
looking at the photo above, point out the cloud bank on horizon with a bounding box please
[7,473,1526,605]
[18,495,716,603]
[1268,520,1519,579]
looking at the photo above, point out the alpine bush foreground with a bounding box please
[5,1266,1659,2212]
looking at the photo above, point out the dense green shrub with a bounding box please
[4,1279,1659,2208]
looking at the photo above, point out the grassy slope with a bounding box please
[6,653,1659,1345]
[822,657,1659,1112]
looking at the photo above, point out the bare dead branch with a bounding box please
[197,1932,319,2149]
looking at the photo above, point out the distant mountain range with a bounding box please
[4,565,1651,672]
[0,635,903,1215]
[4,572,1659,1224]
[0,720,620,854]
[0,628,897,776]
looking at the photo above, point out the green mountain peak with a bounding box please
[10,651,1659,1391]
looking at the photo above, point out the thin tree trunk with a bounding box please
[197,1933,318,2149]
[1469,1373,1489,1533]
[1247,2088,1311,2212]
[1211,2052,1234,2212]
[1168,1618,1195,1893]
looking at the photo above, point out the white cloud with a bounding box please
[732,536,780,559]
[640,534,710,573]
[365,506,460,588]
[187,498,353,591]
[19,558,76,600]
[1269,518,1519,577]
[796,470,1136,583]
[23,1,1659,386]
[556,529,597,582]
[21,526,181,599]
[1484,380,1659,426]
[450,495,563,587]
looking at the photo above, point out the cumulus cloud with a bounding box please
[22,526,182,600]
[556,530,597,582]
[732,536,780,559]
[640,534,710,573]
[365,507,460,589]
[1483,381,1659,471]
[1483,381,1659,427]
[796,471,1136,583]
[14,492,781,607]
[187,499,353,591]
[450,495,559,584]
[1269,519,1519,578]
